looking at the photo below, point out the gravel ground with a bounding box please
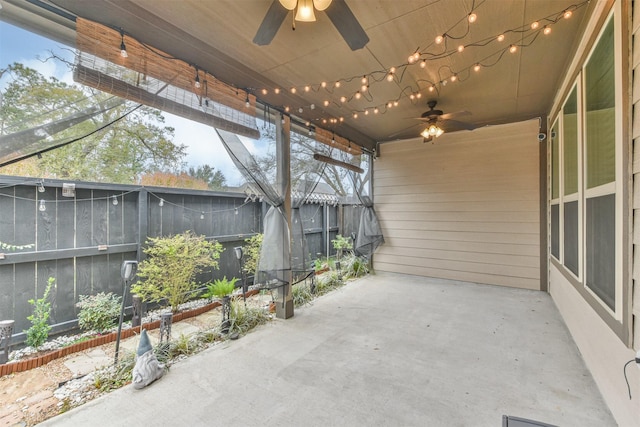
[0,293,274,427]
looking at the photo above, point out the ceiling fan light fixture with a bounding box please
[295,0,316,22]
[279,0,297,10]
[313,0,332,11]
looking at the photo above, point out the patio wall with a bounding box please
[373,119,541,290]
[0,176,351,340]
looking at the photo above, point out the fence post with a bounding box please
[137,189,148,261]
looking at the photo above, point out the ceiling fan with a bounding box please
[417,100,475,142]
[253,0,370,51]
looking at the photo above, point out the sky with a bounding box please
[0,21,246,185]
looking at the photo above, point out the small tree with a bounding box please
[331,234,353,260]
[76,292,122,333]
[24,277,54,350]
[132,231,223,312]
[242,233,263,277]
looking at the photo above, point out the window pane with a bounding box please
[551,122,559,199]
[563,201,579,275]
[586,194,615,310]
[563,87,578,195]
[585,18,615,188]
[551,204,559,259]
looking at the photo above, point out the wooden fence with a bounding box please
[0,176,362,341]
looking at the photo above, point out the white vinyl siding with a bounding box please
[374,119,540,290]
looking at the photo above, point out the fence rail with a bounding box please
[0,176,361,341]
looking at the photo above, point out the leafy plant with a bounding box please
[94,351,136,392]
[132,231,223,312]
[203,276,238,299]
[76,292,121,333]
[314,270,344,295]
[314,257,328,272]
[242,233,263,277]
[24,277,54,349]
[292,282,314,307]
[342,254,370,278]
[331,234,353,260]
[229,299,271,335]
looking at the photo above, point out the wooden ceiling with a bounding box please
[2,0,595,151]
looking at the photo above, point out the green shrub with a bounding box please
[292,282,314,307]
[24,277,54,350]
[76,292,122,333]
[242,233,263,276]
[342,254,370,278]
[229,299,270,335]
[314,270,344,295]
[132,231,223,312]
[203,276,238,299]
[331,234,353,260]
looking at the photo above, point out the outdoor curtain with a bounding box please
[289,131,330,273]
[350,155,384,256]
[215,126,290,286]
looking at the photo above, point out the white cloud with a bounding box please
[163,113,245,186]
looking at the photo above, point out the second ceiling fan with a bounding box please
[253,0,369,51]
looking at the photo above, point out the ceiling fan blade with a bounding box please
[253,0,289,46]
[441,110,471,120]
[441,119,476,132]
[325,0,369,51]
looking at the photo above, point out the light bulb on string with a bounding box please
[112,195,118,206]
[563,10,572,19]
[194,68,201,89]
[435,35,444,44]
[420,60,427,68]
[200,212,205,220]
[261,88,268,95]
[509,44,518,53]
[291,87,297,94]
[468,12,477,23]
[321,81,327,88]
[335,81,341,88]
[119,28,128,58]
[245,95,250,108]
[304,85,310,92]
[274,87,281,94]
[159,198,164,207]
[324,100,330,107]
[340,96,347,103]
[531,21,539,30]
[497,34,505,42]
[235,208,239,215]
[457,45,465,52]
[361,75,367,85]
[39,200,46,212]
[543,26,551,35]
[355,91,361,100]
[38,182,45,193]
[450,74,457,82]
[473,63,481,72]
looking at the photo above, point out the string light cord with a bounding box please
[623,359,636,399]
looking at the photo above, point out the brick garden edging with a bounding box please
[0,293,261,377]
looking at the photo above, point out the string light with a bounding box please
[543,26,551,35]
[435,35,444,44]
[159,198,164,207]
[457,45,465,52]
[497,34,505,42]
[304,85,310,92]
[473,63,481,72]
[291,87,297,94]
[38,182,45,193]
[334,81,341,88]
[261,88,268,95]
[200,212,205,220]
[373,107,379,114]
[323,100,330,107]
[194,67,201,89]
[340,96,347,103]
[509,44,518,53]
[450,74,457,82]
[531,21,540,30]
[563,9,572,19]
[355,91,361,100]
[245,94,250,108]
[468,12,477,23]
[39,200,46,212]
[420,60,427,68]
[321,81,327,88]
[112,195,118,206]
[119,28,128,58]
[274,87,281,94]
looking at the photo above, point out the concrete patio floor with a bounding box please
[42,272,614,426]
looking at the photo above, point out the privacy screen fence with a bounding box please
[0,176,362,341]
